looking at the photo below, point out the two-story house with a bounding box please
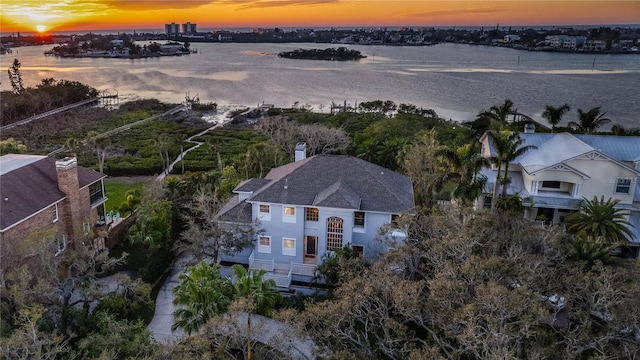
[479,131,640,256]
[0,154,108,272]
[217,143,415,288]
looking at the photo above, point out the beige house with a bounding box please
[479,131,640,256]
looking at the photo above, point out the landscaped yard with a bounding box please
[104,176,152,215]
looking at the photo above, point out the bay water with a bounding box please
[2,42,639,128]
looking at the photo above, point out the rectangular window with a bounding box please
[258,204,271,221]
[352,245,364,258]
[258,236,271,253]
[52,204,59,223]
[305,207,319,222]
[541,181,561,189]
[354,212,365,227]
[391,214,400,226]
[283,206,296,223]
[283,237,296,256]
[55,235,66,256]
[615,178,632,194]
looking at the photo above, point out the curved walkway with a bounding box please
[156,108,233,181]
[147,256,316,359]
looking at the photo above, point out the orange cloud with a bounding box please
[1,0,638,33]
[100,0,213,10]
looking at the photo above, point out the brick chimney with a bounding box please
[56,157,83,237]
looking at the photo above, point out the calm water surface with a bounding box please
[2,42,639,127]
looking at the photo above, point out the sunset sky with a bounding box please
[1,1,638,34]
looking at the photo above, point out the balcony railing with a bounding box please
[248,250,318,288]
[291,262,318,277]
[249,250,274,272]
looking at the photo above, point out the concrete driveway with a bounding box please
[146,258,317,359]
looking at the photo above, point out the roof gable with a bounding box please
[519,133,593,173]
[246,155,414,213]
[528,162,591,178]
[312,180,361,209]
[516,132,640,163]
[0,155,106,231]
[566,150,639,174]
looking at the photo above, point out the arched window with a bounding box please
[326,216,344,251]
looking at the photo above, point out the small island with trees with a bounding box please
[278,47,366,61]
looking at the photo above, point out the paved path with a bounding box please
[146,262,186,345]
[146,257,317,359]
[156,108,235,181]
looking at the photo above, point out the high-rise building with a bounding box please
[165,22,180,37]
[182,22,197,35]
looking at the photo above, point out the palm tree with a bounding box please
[376,137,406,170]
[568,106,611,134]
[488,130,536,210]
[565,196,633,244]
[152,134,172,175]
[172,261,235,335]
[541,103,571,132]
[231,264,280,360]
[610,124,640,136]
[477,99,515,130]
[569,235,618,268]
[87,131,110,173]
[231,265,280,317]
[435,143,489,206]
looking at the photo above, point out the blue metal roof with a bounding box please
[518,133,640,163]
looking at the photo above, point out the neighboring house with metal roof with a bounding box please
[217,143,415,288]
[479,131,640,255]
[0,154,108,271]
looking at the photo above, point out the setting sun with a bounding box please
[0,1,638,34]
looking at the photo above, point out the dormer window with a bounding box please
[615,178,632,194]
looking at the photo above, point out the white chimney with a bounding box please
[295,142,307,161]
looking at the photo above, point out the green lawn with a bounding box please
[104,177,150,215]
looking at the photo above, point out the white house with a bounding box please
[479,131,640,256]
[217,143,415,288]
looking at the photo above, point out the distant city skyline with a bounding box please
[1,1,638,35]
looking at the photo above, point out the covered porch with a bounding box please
[248,250,318,288]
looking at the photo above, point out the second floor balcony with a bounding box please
[89,181,107,207]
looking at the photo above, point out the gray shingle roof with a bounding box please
[216,194,253,223]
[312,180,361,209]
[247,155,414,213]
[235,178,271,192]
[0,155,106,232]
